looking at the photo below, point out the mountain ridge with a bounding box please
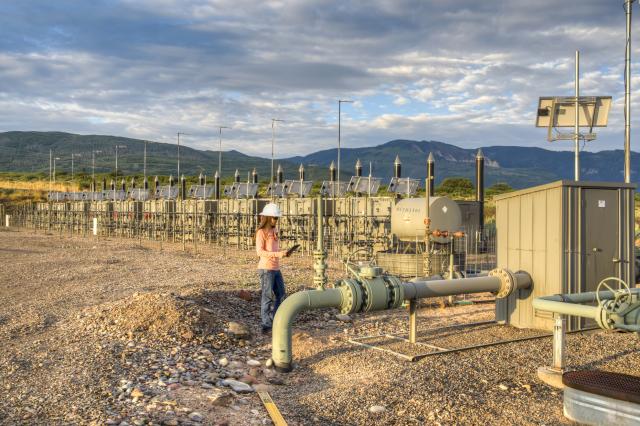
[0,131,638,189]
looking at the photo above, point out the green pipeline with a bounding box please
[272,268,531,372]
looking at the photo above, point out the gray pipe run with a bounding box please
[271,268,532,372]
[404,273,530,299]
[532,289,640,331]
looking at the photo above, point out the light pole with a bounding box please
[337,99,353,197]
[71,153,81,181]
[115,145,127,184]
[53,157,61,184]
[49,149,52,193]
[143,141,147,184]
[271,119,284,188]
[177,132,189,179]
[217,126,230,177]
[624,0,634,183]
[92,150,102,191]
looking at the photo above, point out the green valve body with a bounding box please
[336,268,405,314]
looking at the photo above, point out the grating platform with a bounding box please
[563,370,640,404]
[563,370,640,426]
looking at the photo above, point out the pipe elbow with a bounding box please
[271,288,343,373]
[272,291,313,330]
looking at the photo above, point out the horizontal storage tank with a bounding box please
[391,197,462,244]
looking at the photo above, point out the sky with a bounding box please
[0,0,638,157]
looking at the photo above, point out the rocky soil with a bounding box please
[1,228,639,425]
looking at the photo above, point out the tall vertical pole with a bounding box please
[49,149,52,192]
[144,141,147,184]
[338,101,341,200]
[475,149,485,231]
[337,100,353,200]
[115,145,118,184]
[217,126,229,178]
[625,0,634,183]
[271,121,275,189]
[71,152,74,181]
[574,50,580,181]
[92,151,95,191]
[177,132,181,179]
[271,119,283,199]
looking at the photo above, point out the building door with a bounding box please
[583,189,620,293]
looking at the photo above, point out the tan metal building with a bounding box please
[494,180,635,331]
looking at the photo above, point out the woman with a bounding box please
[256,203,290,333]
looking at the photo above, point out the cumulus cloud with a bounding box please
[0,0,635,156]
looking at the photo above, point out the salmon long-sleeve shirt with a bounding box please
[256,228,285,270]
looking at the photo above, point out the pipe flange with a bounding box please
[489,268,516,298]
[383,275,405,309]
[336,279,363,315]
[595,302,616,330]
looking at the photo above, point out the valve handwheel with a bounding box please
[596,277,632,310]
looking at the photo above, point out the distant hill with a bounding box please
[0,131,330,182]
[285,139,640,188]
[0,131,638,189]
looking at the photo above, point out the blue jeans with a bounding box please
[259,269,286,329]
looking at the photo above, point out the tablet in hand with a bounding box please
[286,244,301,256]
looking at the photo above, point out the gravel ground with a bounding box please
[1,228,639,425]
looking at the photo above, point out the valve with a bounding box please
[595,277,632,309]
[335,273,404,315]
[594,277,638,330]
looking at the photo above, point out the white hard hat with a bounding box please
[260,203,282,217]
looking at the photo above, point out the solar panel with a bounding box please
[104,190,127,201]
[155,186,178,199]
[285,180,313,197]
[320,181,349,197]
[347,176,382,195]
[189,185,215,199]
[48,192,66,202]
[267,183,287,198]
[66,192,84,201]
[128,188,150,201]
[388,177,420,195]
[86,191,104,201]
[223,184,236,197]
[235,183,259,198]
